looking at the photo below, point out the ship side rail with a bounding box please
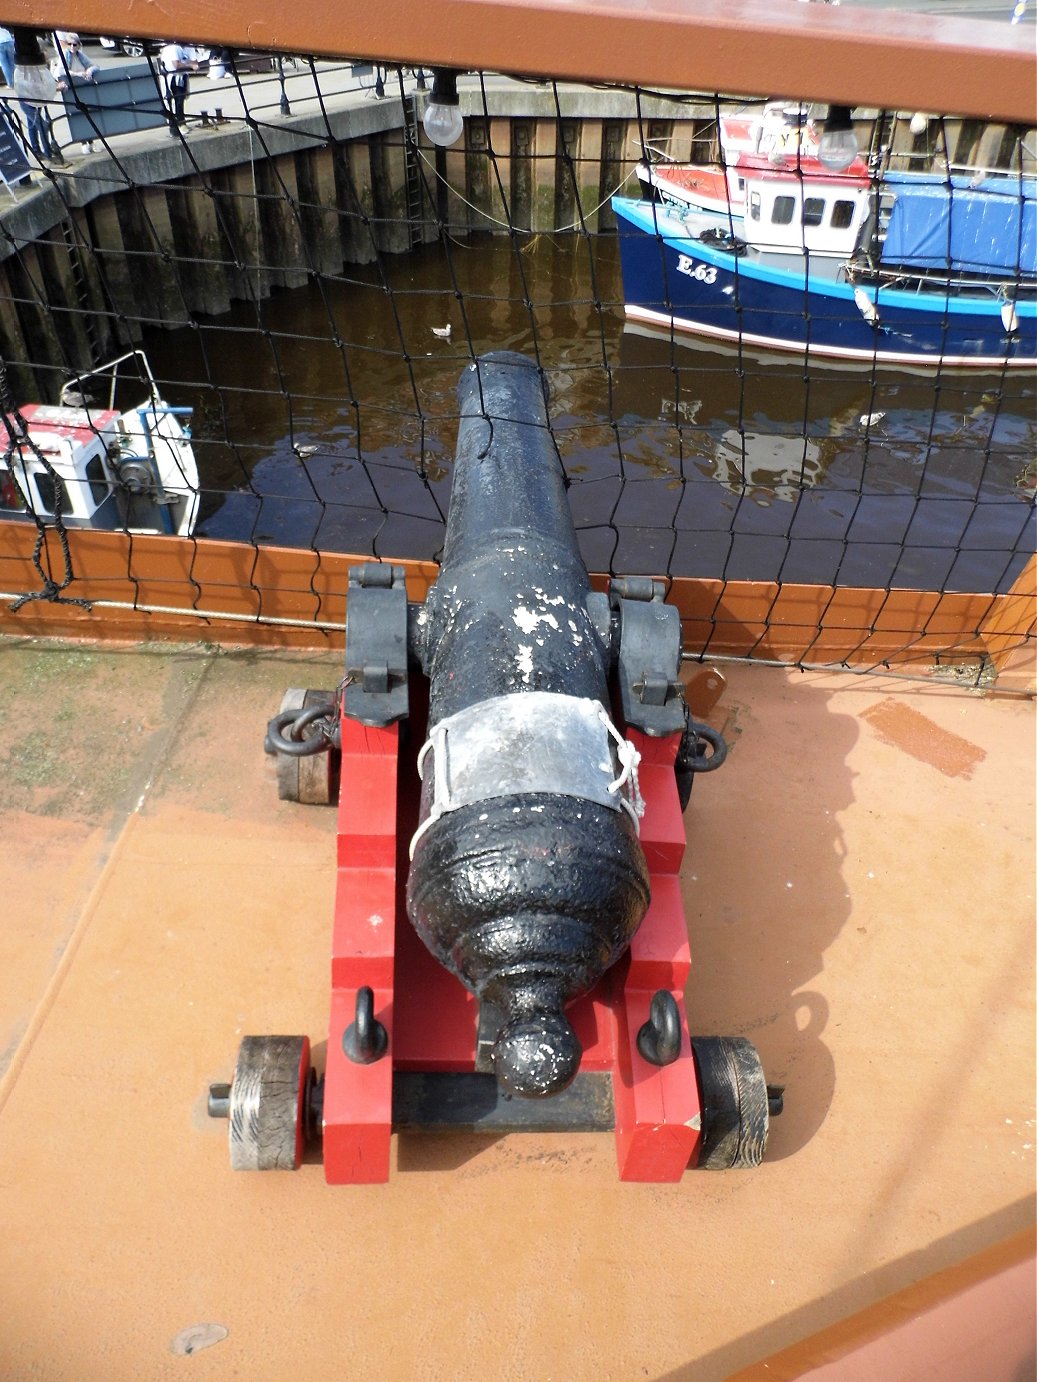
[844,257,1035,298]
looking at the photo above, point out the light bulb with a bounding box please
[817,106,858,171]
[423,101,464,148]
[422,68,463,148]
[909,112,928,136]
[13,63,58,101]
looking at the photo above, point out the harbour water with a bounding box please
[143,232,1036,594]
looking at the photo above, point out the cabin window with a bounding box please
[0,465,26,511]
[830,199,856,230]
[771,196,795,226]
[749,192,761,222]
[802,198,825,227]
[86,454,110,506]
[34,472,67,515]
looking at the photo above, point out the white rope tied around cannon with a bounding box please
[598,705,645,829]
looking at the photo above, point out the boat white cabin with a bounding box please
[740,164,872,257]
[636,101,873,258]
[1,351,199,536]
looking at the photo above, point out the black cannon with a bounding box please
[405,352,656,1098]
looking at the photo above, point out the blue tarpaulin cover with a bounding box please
[880,173,1036,278]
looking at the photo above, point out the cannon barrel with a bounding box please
[406,352,651,1098]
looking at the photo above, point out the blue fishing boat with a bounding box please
[613,140,1036,369]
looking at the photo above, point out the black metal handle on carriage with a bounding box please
[637,990,682,1067]
[673,710,728,811]
[343,986,388,1064]
[264,700,339,757]
[679,719,727,774]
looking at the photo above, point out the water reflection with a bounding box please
[711,431,833,505]
[140,232,1035,594]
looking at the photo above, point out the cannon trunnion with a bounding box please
[212,352,778,1182]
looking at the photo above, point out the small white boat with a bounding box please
[1,350,199,536]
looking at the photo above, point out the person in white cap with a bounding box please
[51,32,99,155]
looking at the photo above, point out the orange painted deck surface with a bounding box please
[0,637,1033,1380]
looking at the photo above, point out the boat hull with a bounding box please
[612,197,1037,370]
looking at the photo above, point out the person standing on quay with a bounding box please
[0,26,16,89]
[160,40,199,136]
[51,32,99,155]
[0,26,64,165]
[0,25,29,175]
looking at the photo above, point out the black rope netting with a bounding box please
[0,45,1033,675]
